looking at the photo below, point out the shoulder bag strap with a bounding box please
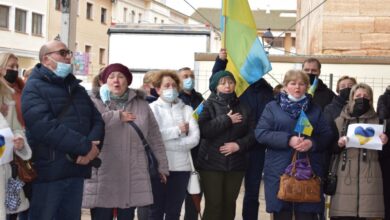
[128,121,149,148]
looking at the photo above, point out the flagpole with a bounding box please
[222,0,227,48]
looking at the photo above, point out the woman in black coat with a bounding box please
[197,70,255,220]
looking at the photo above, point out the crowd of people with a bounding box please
[0,40,389,220]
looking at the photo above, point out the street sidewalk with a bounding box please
[81,181,272,220]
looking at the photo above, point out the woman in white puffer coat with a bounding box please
[0,113,31,220]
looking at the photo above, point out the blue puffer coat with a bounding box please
[21,64,105,182]
[255,94,333,214]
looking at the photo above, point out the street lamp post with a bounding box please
[262,28,274,55]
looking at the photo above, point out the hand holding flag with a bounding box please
[294,110,313,137]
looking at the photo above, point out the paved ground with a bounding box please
[81,182,272,220]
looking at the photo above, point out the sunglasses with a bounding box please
[46,49,73,57]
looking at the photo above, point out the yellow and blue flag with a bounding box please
[221,0,272,97]
[192,102,204,121]
[308,77,318,97]
[294,111,313,136]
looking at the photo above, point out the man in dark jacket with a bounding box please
[302,58,336,109]
[212,49,274,220]
[177,67,204,220]
[21,40,105,220]
[377,85,390,220]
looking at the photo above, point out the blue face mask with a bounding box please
[288,94,306,102]
[162,88,178,103]
[183,78,194,91]
[49,57,72,78]
[99,84,110,104]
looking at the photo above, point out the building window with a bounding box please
[161,19,164,24]
[32,13,43,36]
[131,10,135,23]
[86,2,93,20]
[99,48,105,64]
[55,0,61,11]
[123,8,127,22]
[0,5,9,29]
[15,9,27,33]
[154,17,157,23]
[138,13,142,23]
[101,8,106,24]
[85,45,91,54]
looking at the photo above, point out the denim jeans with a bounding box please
[242,147,265,220]
[149,171,190,220]
[90,207,136,220]
[28,177,84,220]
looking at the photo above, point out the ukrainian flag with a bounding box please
[192,102,204,121]
[308,77,318,97]
[222,0,272,96]
[294,111,313,136]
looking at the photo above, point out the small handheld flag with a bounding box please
[192,102,204,121]
[308,77,318,97]
[294,111,313,136]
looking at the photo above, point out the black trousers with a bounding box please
[273,211,320,220]
[381,156,390,220]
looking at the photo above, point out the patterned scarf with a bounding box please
[110,89,129,110]
[279,92,309,119]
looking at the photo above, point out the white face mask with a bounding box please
[161,88,178,103]
[288,94,306,102]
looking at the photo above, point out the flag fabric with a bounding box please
[294,111,313,136]
[308,77,318,97]
[192,102,204,121]
[222,0,272,96]
[0,127,14,166]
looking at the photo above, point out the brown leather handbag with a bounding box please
[13,154,37,183]
[277,151,321,203]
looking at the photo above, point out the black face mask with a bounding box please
[352,97,370,117]
[150,88,159,98]
[307,74,317,85]
[339,88,352,101]
[218,92,235,101]
[4,69,18,84]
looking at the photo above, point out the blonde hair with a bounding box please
[0,53,16,96]
[282,69,310,87]
[347,83,374,113]
[143,70,158,84]
[336,75,357,93]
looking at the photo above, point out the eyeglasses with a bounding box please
[45,49,73,57]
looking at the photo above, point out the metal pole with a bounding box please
[61,0,77,51]
[329,73,333,91]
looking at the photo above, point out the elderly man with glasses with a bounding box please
[21,40,105,220]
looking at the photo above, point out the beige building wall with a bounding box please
[296,0,390,56]
[112,0,193,25]
[48,0,110,77]
[0,0,48,69]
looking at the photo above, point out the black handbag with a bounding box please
[128,121,160,178]
[323,153,339,195]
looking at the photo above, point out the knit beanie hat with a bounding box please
[209,70,236,92]
[100,63,132,85]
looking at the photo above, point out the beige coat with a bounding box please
[82,89,169,209]
[330,108,384,218]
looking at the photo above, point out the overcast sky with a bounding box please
[165,0,297,15]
